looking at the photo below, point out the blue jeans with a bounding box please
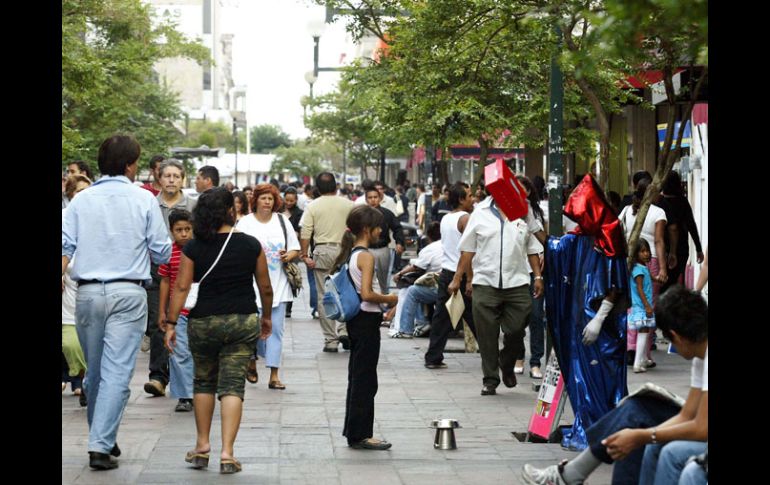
[168,314,193,399]
[257,302,286,368]
[307,265,317,311]
[75,282,147,454]
[584,395,681,485]
[639,440,708,485]
[527,273,546,368]
[678,460,707,485]
[398,285,438,334]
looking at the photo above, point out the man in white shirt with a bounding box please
[451,189,544,395]
[522,286,708,485]
[389,221,443,338]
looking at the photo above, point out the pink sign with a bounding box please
[527,352,566,440]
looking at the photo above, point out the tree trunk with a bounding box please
[626,66,706,269]
[472,136,489,191]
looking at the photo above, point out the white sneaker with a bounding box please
[633,365,647,373]
[390,332,413,339]
[521,463,569,485]
[140,335,151,352]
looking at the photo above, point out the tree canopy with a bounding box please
[249,124,293,153]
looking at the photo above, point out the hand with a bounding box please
[157,316,166,331]
[646,308,653,318]
[465,280,473,297]
[260,317,272,339]
[279,249,289,263]
[392,272,401,283]
[448,278,461,296]
[667,253,677,270]
[163,326,176,354]
[696,251,704,264]
[582,315,603,345]
[533,279,544,299]
[303,256,316,269]
[602,429,643,461]
[396,244,405,255]
[657,267,668,283]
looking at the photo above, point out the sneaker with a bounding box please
[521,462,569,485]
[175,399,193,412]
[141,335,151,352]
[424,362,447,369]
[413,324,431,337]
[311,310,319,319]
[633,365,647,373]
[144,379,166,397]
[641,359,656,368]
[323,345,339,353]
[391,332,413,339]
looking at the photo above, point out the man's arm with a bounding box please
[62,255,70,277]
[449,251,474,296]
[299,206,315,268]
[388,210,405,252]
[147,203,172,265]
[667,222,680,270]
[158,276,170,329]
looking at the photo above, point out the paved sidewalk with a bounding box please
[62,283,692,484]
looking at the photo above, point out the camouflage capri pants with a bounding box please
[188,313,258,401]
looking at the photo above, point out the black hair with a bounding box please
[168,208,192,229]
[632,178,651,215]
[532,175,546,200]
[517,175,544,225]
[426,221,441,242]
[192,187,235,242]
[312,187,321,198]
[373,180,386,189]
[97,134,141,176]
[198,165,220,187]
[662,170,683,197]
[654,285,708,343]
[232,190,249,216]
[631,237,651,263]
[316,172,337,194]
[332,205,384,271]
[284,187,298,196]
[361,179,375,191]
[68,160,94,180]
[149,155,165,170]
[607,190,622,215]
[447,181,470,209]
[416,183,425,192]
[633,170,653,188]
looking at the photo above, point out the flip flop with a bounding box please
[246,360,258,384]
[268,381,286,390]
[220,458,242,474]
[185,450,210,469]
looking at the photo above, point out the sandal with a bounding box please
[220,458,242,474]
[185,450,210,469]
[246,359,258,384]
[268,380,286,390]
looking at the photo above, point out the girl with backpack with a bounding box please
[333,205,399,450]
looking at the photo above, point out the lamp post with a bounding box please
[233,119,238,187]
[304,70,318,101]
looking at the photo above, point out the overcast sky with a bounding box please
[220,0,354,140]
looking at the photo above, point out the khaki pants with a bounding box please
[472,284,531,388]
[313,244,348,346]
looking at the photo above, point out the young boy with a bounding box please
[158,209,195,412]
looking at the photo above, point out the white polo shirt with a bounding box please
[458,198,543,289]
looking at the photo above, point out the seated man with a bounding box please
[521,285,707,485]
[389,222,443,338]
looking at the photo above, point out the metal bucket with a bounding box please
[431,419,461,450]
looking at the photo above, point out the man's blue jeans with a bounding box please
[169,314,193,399]
[75,282,147,455]
[306,264,317,311]
[639,440,707,485]
[678,459,707,485]
[398,284,438,334]
[585,395,681,485]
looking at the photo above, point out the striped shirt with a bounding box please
[158,242,190,317]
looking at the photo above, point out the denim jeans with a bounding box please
[75,281,147,454]
[306,264,317,311]
[257,302,286,368]
[639,440,707,485]
[527,273,545,368]
[168,314,193,399]
[398,285,438,334]
[585,395,681,485]
[146,283,169,386]
[678,460,707,485]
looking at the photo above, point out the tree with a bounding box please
[271,140,331,179]
[62,0,209,172]
[185,120,246,153]
[249,124,292,153]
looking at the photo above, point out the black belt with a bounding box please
[78,279,143,287]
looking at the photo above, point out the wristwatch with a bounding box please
[651,428,658,444]
[534,275,544,280]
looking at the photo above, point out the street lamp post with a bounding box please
[233,119,238,187]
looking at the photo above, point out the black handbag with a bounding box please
[396,269,426,289]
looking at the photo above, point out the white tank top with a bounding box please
[349,249,382,313]
[440,211,467,272]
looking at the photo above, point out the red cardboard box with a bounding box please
[484,158,528,221]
